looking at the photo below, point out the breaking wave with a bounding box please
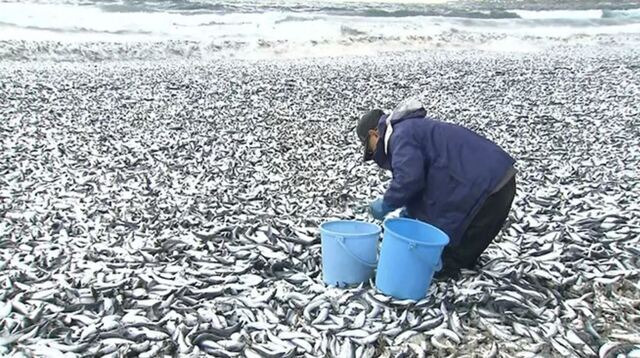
[274,16,324,24]
[340,25,368,37]
[0,0,639,61]
[0,21,154,36]
[331,8,522,19]
[602,8,640,19]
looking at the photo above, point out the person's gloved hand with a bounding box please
[369,198,394,220]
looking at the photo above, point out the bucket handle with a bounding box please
[337,236,377,268]
[408,242,443,272]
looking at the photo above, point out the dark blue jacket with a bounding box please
[373,106,515,246]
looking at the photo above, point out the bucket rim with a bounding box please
[382,217,450,246]
[320,220,381,237]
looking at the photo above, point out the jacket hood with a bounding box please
[373,98,426,169]
[387,98,426,124]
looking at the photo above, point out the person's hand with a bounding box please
[369,198,394,220]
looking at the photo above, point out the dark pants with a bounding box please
[437,175,517,278]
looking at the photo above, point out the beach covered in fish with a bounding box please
[1,44,639,357]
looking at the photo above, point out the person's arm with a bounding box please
[383,135,426,209]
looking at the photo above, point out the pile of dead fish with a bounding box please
[0,47,639,357]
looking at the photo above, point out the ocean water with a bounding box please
[1,0,639,60]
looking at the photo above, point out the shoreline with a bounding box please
[1,34,639,63]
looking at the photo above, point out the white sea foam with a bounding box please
[0,0,638,59]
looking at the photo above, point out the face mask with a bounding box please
[373,142,391,170]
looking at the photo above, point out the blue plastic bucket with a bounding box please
[375,218,450,300]
[320,220,381,287]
